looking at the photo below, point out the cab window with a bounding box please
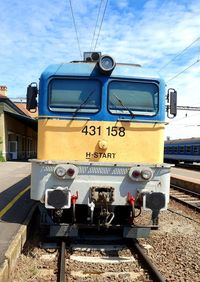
[108,81,159,116]
[49,79,101,113]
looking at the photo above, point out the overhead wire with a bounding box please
[93,0,109,51]
[167,100,200,126]
[168,111,200,125]
[68,0,82,58]
[90,0,104,51]
[159,36,200,72]
[167,124,200,127]
[167,58,200,82]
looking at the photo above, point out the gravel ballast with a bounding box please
[139,200,200,282]
[11,199,200,281]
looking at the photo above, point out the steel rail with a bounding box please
[171,184,200,197]
[132,240,166,282]
[170,184,200,212]
[58,241,66,282]
[170,194,200,212]
[54,235,166,281]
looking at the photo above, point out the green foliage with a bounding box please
[0,151,5,162]
[0,138,5,161]
[0,137,5,161]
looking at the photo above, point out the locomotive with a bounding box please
[26,52,177,238]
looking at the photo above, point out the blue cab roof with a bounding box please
[41,62,163,82]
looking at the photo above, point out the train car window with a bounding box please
[168,146,173,153]
[194,145,199,154]
[179,146,184,153]
[48,79,101,113]
[108,81,158,116]
[186,145,191,153]
[174,146,178,153]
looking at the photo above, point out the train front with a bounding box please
[27,52,175,238]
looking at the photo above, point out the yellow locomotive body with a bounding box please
[38,119,164,163]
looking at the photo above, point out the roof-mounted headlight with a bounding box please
[98,55,116,74]
[84,52,101,62]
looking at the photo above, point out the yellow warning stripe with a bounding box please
[0,186,30,218]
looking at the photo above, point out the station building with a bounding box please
[0,86,37,161]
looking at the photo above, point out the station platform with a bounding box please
[171,167,200,193]
[0,161,36,281]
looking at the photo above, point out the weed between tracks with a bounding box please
[11,235,58,282]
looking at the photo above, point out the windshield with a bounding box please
[108,81,159,116]
[49,79,101,113]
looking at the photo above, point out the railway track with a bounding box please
[11,201,200,282]
[170,184,200,212]
[53,235,166,282]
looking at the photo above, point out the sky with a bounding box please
[0,0,200,139]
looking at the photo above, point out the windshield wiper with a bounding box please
[73,90,95,116]
[113,94,134,118]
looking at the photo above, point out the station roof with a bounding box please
[14,102,38,118]
[0,95,37,129]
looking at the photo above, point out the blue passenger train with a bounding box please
[164,138,200,163]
